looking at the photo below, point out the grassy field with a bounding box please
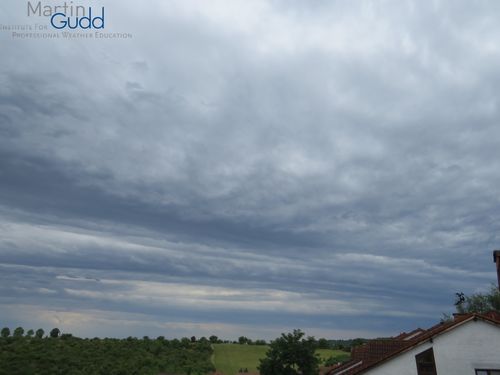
[212,344,268,375]
[212,344,349,375]
[316,348,349,363]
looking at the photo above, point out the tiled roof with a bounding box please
[326,312,500,375]
[394,328,425,341]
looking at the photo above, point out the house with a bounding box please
[326,312,500,375]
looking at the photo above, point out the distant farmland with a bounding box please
[212,344,349,375]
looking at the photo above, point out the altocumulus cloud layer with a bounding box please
[0,0,500,339]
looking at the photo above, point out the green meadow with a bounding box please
[316,348,350,363]
[212,344,349,375]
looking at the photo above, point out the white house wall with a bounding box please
[433,320,500,374]
[364,320,500,375]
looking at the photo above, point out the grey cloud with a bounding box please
[1,0,500,338]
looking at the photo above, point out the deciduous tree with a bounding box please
[1,327,10,338]
[209,335,219,344]
[455,286,500,314]
[13,327,24,338]
[238,336,249,345]
[50,328,60,338]
[258,329,319,375]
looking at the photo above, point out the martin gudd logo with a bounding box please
[1,1,134,39]
[28,1,104,29]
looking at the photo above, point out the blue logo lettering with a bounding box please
[50,13,67,29]
[50,7,105,30]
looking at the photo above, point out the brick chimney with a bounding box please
[494,250,500,290]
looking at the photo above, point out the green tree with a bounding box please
[26,329,35,337]
[35,328,44,338]
[1,327,10,338]
[258,329,319,375]
[209,335,219,344]
[50,328,60,338]
[455,286,500,314]
[13,327,24,338]
[317,338,330,349]
[199,336,208,344]
[238,336,249,345]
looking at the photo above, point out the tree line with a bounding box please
[0,329,214,375]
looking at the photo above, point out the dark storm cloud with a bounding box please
[1,0,500,338]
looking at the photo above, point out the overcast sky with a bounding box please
[0,0,499,340]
